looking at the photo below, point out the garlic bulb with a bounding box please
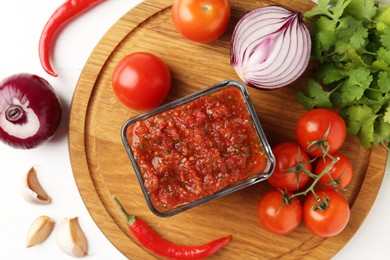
[57,217,88,258]
[26,215,54,247]
[21,167,51,205]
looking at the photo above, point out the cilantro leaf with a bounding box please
[317,62,346,84]
[374,117,390,146]
[305,0,351,21]
[374,4,390,32]
[345,105,377,148]
[336,16,368,50]
[377,47,390,64]
[345,0,377,20]
[329,0,352,21]
[344,48,368,70]
[294,80,333,110]
[313,16,337,57]
[304,0,333,19]
[355,95,385,113]
[380,27,390,50]
[372,59,390,72]
[340,67,372,102]
[377,71,390,94]
[384,104,390,123]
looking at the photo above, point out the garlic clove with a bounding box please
[21,167,51,205]
[26,215,54,247]
[57,217,88,258]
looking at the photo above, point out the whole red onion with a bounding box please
[0,73,62,149]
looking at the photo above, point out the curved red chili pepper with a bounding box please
[113,196,232,260]
[39,0,104,77]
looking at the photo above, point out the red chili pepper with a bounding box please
[39,0,104,77]
[113,196,232,260]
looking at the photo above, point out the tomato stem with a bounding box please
[306,125,332,157]
[202,4,212,13]
[324,167,348,192]
[283,146,317,185]
[288,154,340,202]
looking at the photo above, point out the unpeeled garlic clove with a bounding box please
[57,217,88,258]
[26,215,54,247]
[21,167,51,205]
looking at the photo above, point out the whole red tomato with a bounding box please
[303,190,350,237]
[171,0,231,43]
[257,190,302,235]
[296,109,346,157]
[315,153,353,191]
[112,52,171,110]
[267,142,312,191]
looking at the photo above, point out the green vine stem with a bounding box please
[288,154,340,201]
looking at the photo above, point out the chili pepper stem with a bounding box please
[113,196,136,227]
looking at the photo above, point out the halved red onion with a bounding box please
[0,73,62,149]
[230,6,311,89]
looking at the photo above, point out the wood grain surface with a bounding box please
[68,0,388,259]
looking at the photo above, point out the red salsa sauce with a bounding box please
[127,86,268,213]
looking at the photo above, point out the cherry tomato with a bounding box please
[112,52,171,110]
[171,0,231,43]
[296,109,346,157]
[303,190,350,237]
[267,142,312,191]
[315,153,353,191]
[257,190,302,235]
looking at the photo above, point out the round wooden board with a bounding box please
[68,0,388,259]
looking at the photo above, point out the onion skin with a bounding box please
[0,73,62,149]
[230,6,311,89]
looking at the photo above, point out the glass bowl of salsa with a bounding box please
[121,80,275,217]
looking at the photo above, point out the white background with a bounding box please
[0,0,389,259]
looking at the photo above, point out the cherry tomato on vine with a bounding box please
[257,190,302,235]
[171,0,231,43]
[112,52,171,111]
[296,109,346,157]
[315,153,353,191]
[303,190,350,237]
[267,142,312,191]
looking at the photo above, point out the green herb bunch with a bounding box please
[296,0,390,148]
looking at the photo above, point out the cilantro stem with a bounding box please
[362,50,377,56]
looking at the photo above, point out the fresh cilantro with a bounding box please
[339,16,368,49]
[298,0,390,148]
[380,27,390,49]
[375,4,390,32]
[329,0,352,21]
[372,59,390,72]
[312,16,337,58]
[295,80,333,110]
[340,67,372,102]
[377,47,390,64]
[333,16,368,55]
[304,0,334,19]
[345,105,377,148]
[377,71,390,94]
[374,118,390,146]
[346,48,365,64]
[317,62,346,84]
[384,105,390,123]
[344,0,377,20]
